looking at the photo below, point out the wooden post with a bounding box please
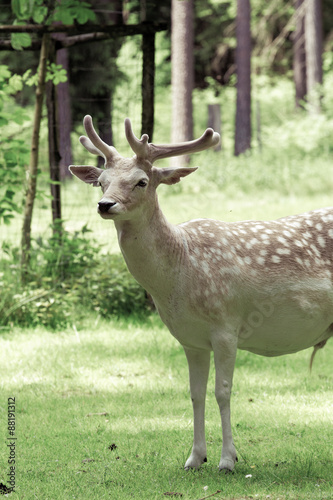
[55,34,73,179]
[46,39,62,232]
[256,100,262,152]
[207,104,222,151]
[141,0,155,140]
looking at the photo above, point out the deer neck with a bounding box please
[114,200,185,299]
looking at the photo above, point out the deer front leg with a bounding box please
[212,334,238,472]
[183,348,210,470]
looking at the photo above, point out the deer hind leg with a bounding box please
[212,334,238,472]
[183,348,210,470]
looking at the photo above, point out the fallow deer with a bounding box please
[70,115,332,472]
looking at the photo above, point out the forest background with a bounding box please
[0,0,333,327]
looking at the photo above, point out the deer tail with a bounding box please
[309,340,327,372]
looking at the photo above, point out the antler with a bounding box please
[124,118,220,163]
[80,115,120,164]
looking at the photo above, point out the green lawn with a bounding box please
[0,315,332,499]
[1,76,333,498]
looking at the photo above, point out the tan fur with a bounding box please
[70,116,332,472]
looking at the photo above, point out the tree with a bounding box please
[55,34,73,179]
[21,34,50,275]
[171,0,194,166]
[293,0,307,109]
[305,0,323,114]
[234,0,251,156]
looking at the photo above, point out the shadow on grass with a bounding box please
[0,320,332,499]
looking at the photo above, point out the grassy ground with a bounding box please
[1,73,333,498]
[0,315,332,499]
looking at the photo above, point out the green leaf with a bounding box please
[53,8,74,25]
[0,65,12,80]
[11,0,31,20]
[11,32,32,51]
[32,5,48,23]
[8,74,23,93]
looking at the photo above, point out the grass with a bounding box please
[1,67,333,497]
[0,315,332,499]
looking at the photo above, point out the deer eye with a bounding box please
[136,179,148,188]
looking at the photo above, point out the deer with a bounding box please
[69,115,332,473]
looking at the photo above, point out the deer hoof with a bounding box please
[184,454,207,470]
[219,457,236,473]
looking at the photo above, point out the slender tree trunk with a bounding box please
[171,0,194,166]
[293,0,307,109]
[234,0,251,156]
[305,0,323,114]
[21,33,50,277]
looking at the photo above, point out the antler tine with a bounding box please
[124,118,220,163]
[82,115,119,163]
[79,136,104,157]
[149,128,220,163]
[124,118,150,159]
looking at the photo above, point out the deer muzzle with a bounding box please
[98,201,117,213]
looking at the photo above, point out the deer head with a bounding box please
[69,115,220,220]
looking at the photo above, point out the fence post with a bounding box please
[207,104,222,151]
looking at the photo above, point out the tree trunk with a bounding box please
[141,32,155,141]
[234,0,251,156]
[46,41,62,232]
[56,38,73,179]
[141,0,155,141]
[305,0,323,114]
[171,0,194,166]
[21,33,50,277]
[293,0,307,109]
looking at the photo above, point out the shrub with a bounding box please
[73,254,149,318]
[0,227,151,329]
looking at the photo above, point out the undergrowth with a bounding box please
[0,224,149,329]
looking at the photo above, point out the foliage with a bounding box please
[0,65,30,224]
[22,63,68,87]
[0,225,150,329]
[75,253,149,318]
[11,0,96,50]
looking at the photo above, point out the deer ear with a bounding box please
[153,166,198,186]
[69,166,104,186]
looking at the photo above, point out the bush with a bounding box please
[0,226,151,330]
[74,254,148,318]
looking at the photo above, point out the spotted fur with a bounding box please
[70,116,332,473]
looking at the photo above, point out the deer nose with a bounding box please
[98,201,117,213]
